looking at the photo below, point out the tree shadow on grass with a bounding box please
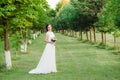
[0,64,5,72]
[111,50,120,55]
[77,38,120,55]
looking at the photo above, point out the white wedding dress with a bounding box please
[29,32,57,74]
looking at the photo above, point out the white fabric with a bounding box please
[29,32,57,74]
[47,32,55,42]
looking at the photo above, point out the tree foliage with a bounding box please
[52,0,105,31]
[96,0,120,36]
[0,0,50,39]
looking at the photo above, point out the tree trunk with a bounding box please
[69,30,70,36]
[73,31,75,37]
[33,33,36,40]
[86,31,88,40]
[79,29,82,40]
[20,29,27,53]
[114,36,117,48]
[90,28,92,42]
[4,28,12,69]
[66,30,68,35]
[28,39,32,44]
[72,30,74,37]
[64,30,66,34]
[58,30,60,33]
[67,30,69,36]
[70,30,71,36]
[74,31,77,37]
[101,32,104,44]
[20,42,27,53]
[93,28,96,42]
[104,33,106,45]
[60,30,62,33]
[62,29,64,34]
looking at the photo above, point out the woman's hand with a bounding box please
[51,42,56,45]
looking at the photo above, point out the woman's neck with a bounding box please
[48,30,52,32]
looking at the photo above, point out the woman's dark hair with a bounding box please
[45,24,50,31]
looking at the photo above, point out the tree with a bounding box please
[0,0,16,69]
[0,0,50,69]
[52,3,77,35]
[96,0,120,47]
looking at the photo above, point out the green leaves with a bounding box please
[96,0,120,35]
[53,0,104,31]
[0,0,50,29]
[0,11,4,17]
[4,4,16,11]
[0,0,51,40]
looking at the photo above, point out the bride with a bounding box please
[29,24,57,74]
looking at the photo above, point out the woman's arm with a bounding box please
[44,33,49,43]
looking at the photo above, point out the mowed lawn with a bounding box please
[0,33,120,80]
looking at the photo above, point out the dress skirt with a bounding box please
[29,43,57,74]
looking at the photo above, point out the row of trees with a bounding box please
[52,0,120,47]
[0,0,51,69]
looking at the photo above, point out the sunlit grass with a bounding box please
[0,33,120,80]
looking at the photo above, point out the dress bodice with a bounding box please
[47,32,55,42]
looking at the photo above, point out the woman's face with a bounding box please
[48,24,52,31]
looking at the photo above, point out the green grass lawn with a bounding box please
[0,33,120,80]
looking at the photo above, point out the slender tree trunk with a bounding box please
[58,30,60,33]
[104,33,106,45]
[80,29,82,40]
[65,30,67,35]
[67,30,68,36]
[75,31,77,37]
[101,32,104,44]
[72,30,74,37]
[68,30,70,36]
[114,36,117,48]
[60,30,62,33]
[73,31,74,37]
[67,30,70,36]
[79,29,82,40]
[90,28,92,42]
[20,40,27,53]
[93,28,96,42]
[74,31,75,37]
[20,29,27,53]
[66,30,68,35]
[4,28,12,69]
[70,30,72,36]
[64,30,66,35]
[62,29,64,34]
[86,31,88,40]
[33,33,36,40]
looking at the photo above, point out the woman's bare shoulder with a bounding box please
[46,32,50,35]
